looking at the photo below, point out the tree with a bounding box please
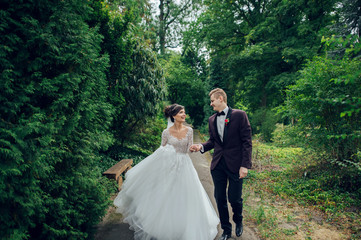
[196,0,338,111]
[118,38,166,143]
[189,0,338,140]
[162,52,207,126]
[333,0,361,37]
[286,52,361,166]
[154,0,201,55]
[0,0,113,239]
[284,0,361,163]
[89,1,166,146]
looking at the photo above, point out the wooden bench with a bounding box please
[103,159,133,191]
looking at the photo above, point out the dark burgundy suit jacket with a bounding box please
[202,108,252,173]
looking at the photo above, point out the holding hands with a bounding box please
[189,144,202,152]
[189,144,248,179]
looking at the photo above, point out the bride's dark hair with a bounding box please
[164,104,184,122]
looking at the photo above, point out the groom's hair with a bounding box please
[209,88,227,104]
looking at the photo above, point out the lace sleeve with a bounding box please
[187,127,193,153]
[161,129,168,146]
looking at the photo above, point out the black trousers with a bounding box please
[211,157,243,235]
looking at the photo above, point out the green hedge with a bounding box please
[0,1,113,239]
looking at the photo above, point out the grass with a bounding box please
[244,139,361,239]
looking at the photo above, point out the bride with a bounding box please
[114,103,219,240]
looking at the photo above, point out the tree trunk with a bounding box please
[159,0,166,55]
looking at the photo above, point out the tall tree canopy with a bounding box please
[89,0,166,146]
[193,0,337,111]
[161,50,207,126]
[151,0,202,55]
[333,0,361,37]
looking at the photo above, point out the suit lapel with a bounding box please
[223,107,232,145]
[212,114,222,144]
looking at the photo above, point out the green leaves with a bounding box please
[161,51,207,126]
[194,0,337,113]
[0,0,114,238]
[90,2,165,146]
[286,52,361,165]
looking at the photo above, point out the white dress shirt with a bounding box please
[217,106,229,142]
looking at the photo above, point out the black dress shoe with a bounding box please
[218,233,231,240]
[236,223,243,237]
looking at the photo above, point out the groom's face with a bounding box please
[210,94,223,112]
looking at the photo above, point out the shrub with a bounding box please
[285,53,361,167]
[251,108,278,142]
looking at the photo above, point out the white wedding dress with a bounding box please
[114,126,219,240]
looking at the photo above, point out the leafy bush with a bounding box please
[285,47,361,167]
[126,111,168,155]
[88,1,166,146]
[271,123,306,147]
[250,108,278,142]
[161,52,207,127]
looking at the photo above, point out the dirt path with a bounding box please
[94,130,260,240]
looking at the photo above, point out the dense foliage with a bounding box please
[0,0,165,239]
[194,0,336,109]
[89,1,166,146]
[184,0,339,138]
[285,36,361,170]
[0,1,113,239]
[161,50,208,126]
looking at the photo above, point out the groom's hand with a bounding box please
[239,167,248,179]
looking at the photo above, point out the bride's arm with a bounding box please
[161,129,168,146]
[187,127,193,153]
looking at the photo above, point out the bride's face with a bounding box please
[173,109,186,123]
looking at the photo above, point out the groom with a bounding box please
[190,88,252,240]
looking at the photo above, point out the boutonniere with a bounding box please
[225,118,230,126]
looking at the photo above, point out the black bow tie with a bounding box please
[217,111,225,116]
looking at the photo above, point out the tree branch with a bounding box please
[165,0,192,29]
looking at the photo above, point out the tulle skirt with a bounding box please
[114,144,219,240]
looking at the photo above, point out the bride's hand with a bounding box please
[189,144,201,152]
[189,144,196,152]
